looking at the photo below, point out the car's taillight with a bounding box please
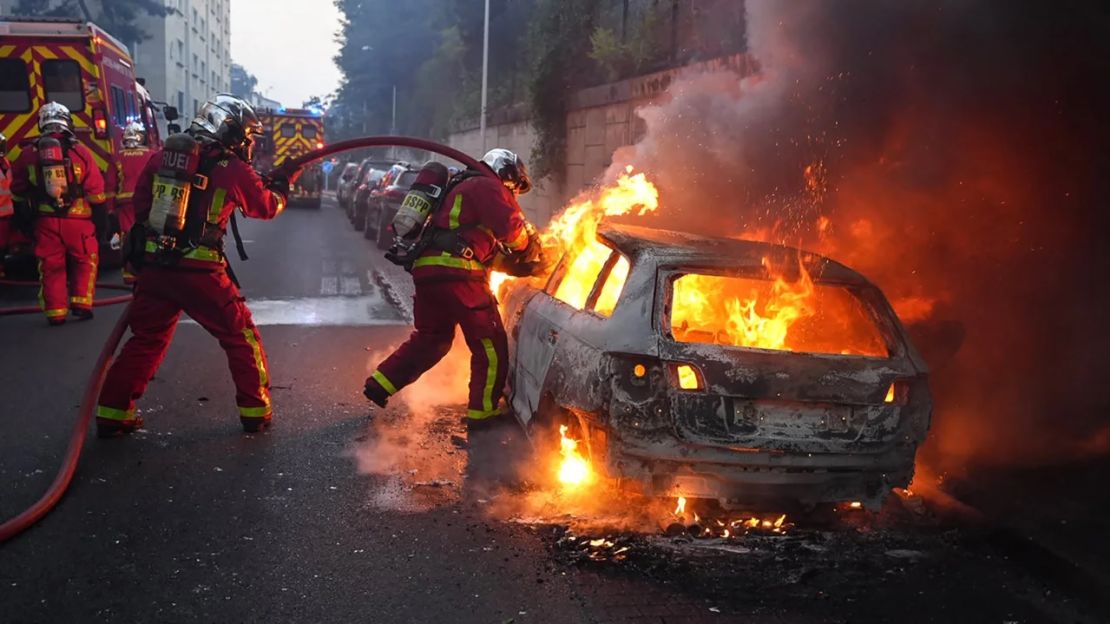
[668,362,705,391]
[92,109,108,139]
[884,379,910,405]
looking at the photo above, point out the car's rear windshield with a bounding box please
[668,272,889,357]
[301,125,317,139]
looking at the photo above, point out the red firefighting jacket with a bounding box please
[134,144,285,269]
[115,146,152,205]
[10,137,107,218]
[411,173,530,282]
[0,157,12,218]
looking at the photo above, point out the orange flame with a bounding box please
[671,256,816,352]
[674,496,686,515]
[557,425,591,488]
[490,167,658,303]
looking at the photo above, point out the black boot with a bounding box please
[241,415,272,433]
[96,415,144,439]
[363,378,389,408]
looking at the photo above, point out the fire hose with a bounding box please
[0,279,134,316]
[0,136,492,543]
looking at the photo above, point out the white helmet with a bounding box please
[122,121,146,148]
[481,148,532,195]
[38,102,73,135]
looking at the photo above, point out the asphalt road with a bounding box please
[0,196,1106,623]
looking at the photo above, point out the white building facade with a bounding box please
[132,0,231,116]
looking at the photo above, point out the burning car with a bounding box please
[502,222,932,510]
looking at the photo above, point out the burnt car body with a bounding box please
[502,224,932,509]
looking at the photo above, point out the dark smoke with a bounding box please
[610,0,1110,472]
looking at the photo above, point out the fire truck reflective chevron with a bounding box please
[0,17,166,217]
[255,108,325,170]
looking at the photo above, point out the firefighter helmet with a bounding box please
[38,102,73,136]
[190,94,264,162]
[481,148,532,195]
[122,121,146,148]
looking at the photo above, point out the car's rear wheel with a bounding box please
[528,400,591,487]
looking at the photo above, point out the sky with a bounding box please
[230,0,343,108]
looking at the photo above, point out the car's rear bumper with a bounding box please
[599,433,916,509]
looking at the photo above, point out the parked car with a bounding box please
[501,223,932,511]
[363,163,419,248]
[335,162,359,208]
[350,164,390,229]
[342,159,375,219]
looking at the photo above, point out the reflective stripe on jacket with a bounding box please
[0,160,12,217]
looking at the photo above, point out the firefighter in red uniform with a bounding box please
[96,94,294,438]
[363,148,543,432]
[115,121,152,235]
[0,132,12,277]
[115,121,152,282]
[10,102,108,325]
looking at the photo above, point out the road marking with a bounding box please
[183,295,406,327]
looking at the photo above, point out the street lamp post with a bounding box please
[480,0,490,153]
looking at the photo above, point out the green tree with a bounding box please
[525,0,599,179]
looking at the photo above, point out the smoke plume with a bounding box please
[610,0,1110,473]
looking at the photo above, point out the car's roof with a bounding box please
[598,223,873,286]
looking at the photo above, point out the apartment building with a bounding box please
[132,0,231,115]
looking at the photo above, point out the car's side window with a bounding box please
[548,243,629,318]
[591,253,630,317]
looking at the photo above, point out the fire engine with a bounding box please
[255,108,325,209]
[0,16,178,268]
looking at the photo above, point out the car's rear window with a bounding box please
[301,125,317,139]
[0,59,31,112]
[669,272,888,357]
[280,124,297,138]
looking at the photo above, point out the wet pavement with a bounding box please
[0,196,1106,623]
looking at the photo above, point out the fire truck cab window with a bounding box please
[110,86,127,127]
[280,124,297,138]
[0,59,32,112]
[301,125,317,139]
[669,273,889,357]
[42,60,84,112]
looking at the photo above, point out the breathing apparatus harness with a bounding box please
[385,167,487,271]
[127,132,249,281]
[29,134,85,217]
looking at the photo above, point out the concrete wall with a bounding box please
[447,53,755,226]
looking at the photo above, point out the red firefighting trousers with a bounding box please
[33,217,97,320]
[97,266,272,425]
[368,279,509,420]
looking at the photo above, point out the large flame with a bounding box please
[490,166,659,303]
[671,257,816,352]
[557,424,592,488]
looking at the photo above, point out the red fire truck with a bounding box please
[255,108,325,209]
[0,16,178,269]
